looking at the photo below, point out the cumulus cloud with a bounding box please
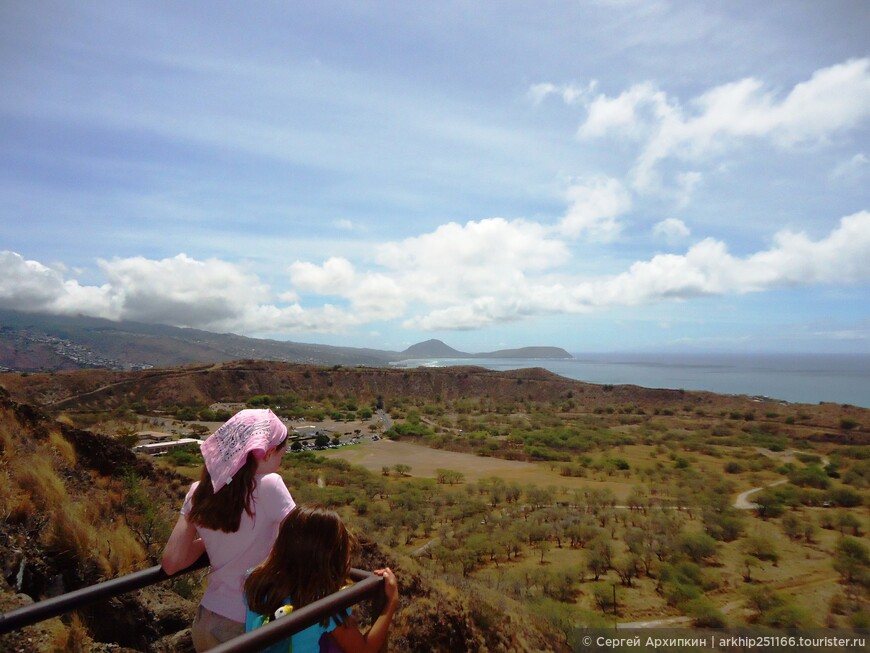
[290,257,356,294]
[0,251,114,316]
[377,218,568,278]
[290,217,571,329]
[653,217,691,242]
[291,256,407,321]
[97,254,273,328]
[0,251,342,335]
[553,58,870,192]
[572,211,870,309]
[558,177,632,241]
[2,212,868,334]
[578,81,666,140]
[289,211,870,330]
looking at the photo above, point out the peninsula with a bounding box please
[400,339,572,360]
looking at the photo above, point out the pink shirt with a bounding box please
[181,473,295,622]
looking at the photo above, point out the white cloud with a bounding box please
[2,212,868,335]
[97,254,272,328]
[769,59,870,146]
[275,217,574,331]
[527,81,596,106]
[290,257,356,295]
[0,251,114,316]
[564,58,870,192]
[334,219,354,230]
[578,81,666,140]
[291,256,407,321]
[0,252,70,311]
[0,251,334,335]
[674,171,702,208]
[404,298,522,331]
[653,217,691,242]
[740,211,870,287]
[831,153,869,183]
[558,177,632,241]
[575,211,870,308]
[376,217,567,282]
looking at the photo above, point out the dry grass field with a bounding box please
[323,437,786,503]
[321,435,865,627]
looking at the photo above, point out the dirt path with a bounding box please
[48,366,214,406]
[732,448,829,509]
[733,478,788,509]
[617,615,692,629]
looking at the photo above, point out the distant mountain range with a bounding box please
[0,309,572,372]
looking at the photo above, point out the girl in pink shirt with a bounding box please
[162,409,296,652]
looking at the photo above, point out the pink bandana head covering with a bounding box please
[200,408,288,492]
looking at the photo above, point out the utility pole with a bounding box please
[612,583,617,615]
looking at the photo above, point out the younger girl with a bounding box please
[244,505,399,653]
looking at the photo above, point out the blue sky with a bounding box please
[1,1,868,354]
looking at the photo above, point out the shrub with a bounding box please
[833,536,870,584]
[386,422,433,438]
[684,597,727,627]
[742,534,780,563]
[753,491,785,519]
[703,509,744,542]
[744,585,783,615]
[788,465,831,489]
[761,602,814,628]
[166,444,200,466]
[829,487,863,507]
[678,532,719,563]
[663,580,701,607]
[592,584,616,613]
[724,461,743,474]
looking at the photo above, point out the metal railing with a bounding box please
[0,557,385,653]
[0,555,208,635]
[211,569,384,653]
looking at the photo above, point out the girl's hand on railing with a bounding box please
[372,568,398,614]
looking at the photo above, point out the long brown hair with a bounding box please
[187,452,259,532]
[245,505,356,623]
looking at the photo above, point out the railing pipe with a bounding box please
[0,556,209,635]
[209,569,384,653]
[0,561,385,653]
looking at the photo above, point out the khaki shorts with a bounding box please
[191,604,245,652]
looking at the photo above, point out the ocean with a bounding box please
[392,352,870,408]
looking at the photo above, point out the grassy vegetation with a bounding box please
[2,363,869,651]
[137,383,870,634]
